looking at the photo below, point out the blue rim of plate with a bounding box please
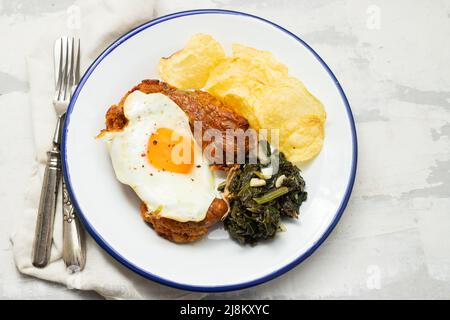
[61,9,358,293]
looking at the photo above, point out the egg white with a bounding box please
[101,91,216,222]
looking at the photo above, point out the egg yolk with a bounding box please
[147,127,195,174]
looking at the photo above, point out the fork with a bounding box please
[57,38,86,273]
[32,37,81,268]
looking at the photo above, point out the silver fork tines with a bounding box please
[54,37,80,113]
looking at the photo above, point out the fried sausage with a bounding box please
[101,80,248,243]
[140,198,228,243]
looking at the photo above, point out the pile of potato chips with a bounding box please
[159,33,326,163]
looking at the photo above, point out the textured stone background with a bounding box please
[0,0,449,299]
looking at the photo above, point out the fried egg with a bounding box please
[101,91,216,222]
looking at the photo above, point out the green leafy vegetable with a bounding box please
[253,187,289,205]
[223,142,307,245]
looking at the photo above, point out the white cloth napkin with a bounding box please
[10,0,205,300]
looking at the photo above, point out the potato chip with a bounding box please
[204,58,264,128]
[158,34,327,162]
[205,44,288,93]
[281,116,325,163]
[159,33,225,89]
[254,76,326,130]
[232,44,288,80]
[221,93,260,130]
[204,45,289,128]
[253,77,326,162]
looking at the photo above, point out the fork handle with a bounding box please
[32,148,61,268]
[62,179,86,273]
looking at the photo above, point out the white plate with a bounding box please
[62,9,357,292]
